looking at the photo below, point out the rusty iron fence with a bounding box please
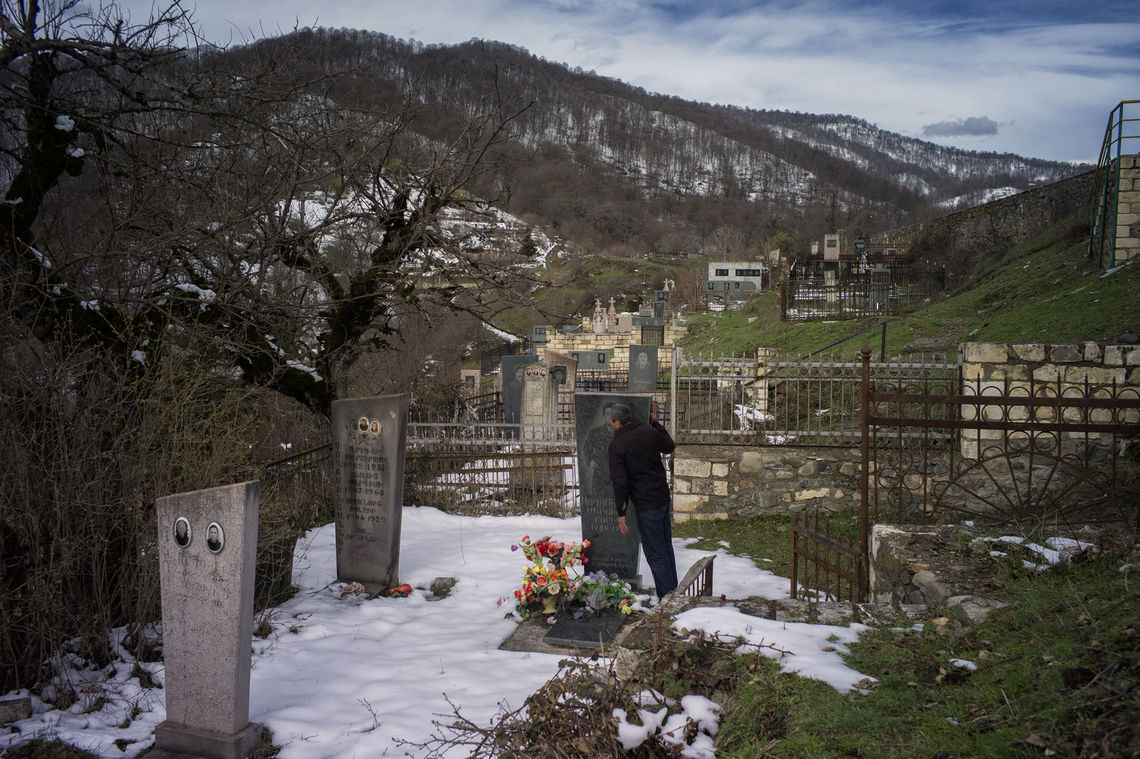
[862,349,1140,531]
[404,421,578,515]
[790,512,866,602]
[791,346,1140,603]
[671,555,715,599]
[781,271,943,322]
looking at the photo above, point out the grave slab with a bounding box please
[544,610,627,649]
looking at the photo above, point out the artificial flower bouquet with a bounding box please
[503,535,638,619]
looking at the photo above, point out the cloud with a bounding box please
[922,116,1000,137]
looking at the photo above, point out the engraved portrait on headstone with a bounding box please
[574,393,652,584]
[173,517,191,548]
[628,345,658,392]
[206,522,224,553]
[501,354,540,434]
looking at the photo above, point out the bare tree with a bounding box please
[0,2,532,691]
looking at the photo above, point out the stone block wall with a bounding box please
[544,324,686,372]
[670,445,862,522]
[960,341,1140,460]
[1112,155,1140,263]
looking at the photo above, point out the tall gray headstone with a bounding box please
[501,353,540,432]
[628,345,658,393]
[155,481,261,759]
[332,394,410,592]
[574,393,651,584]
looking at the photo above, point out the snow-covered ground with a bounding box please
[1,507,872,759]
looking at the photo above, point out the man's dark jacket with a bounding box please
[608,420,675,517]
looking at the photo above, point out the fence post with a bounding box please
[669,345,678,438]
[859,345,871,595]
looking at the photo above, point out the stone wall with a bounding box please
[871,170,1094,253]
[671,445,862,522]
[669,341,1140,522]
[544,323,687,372]
[1111,155,1140,263]
[960,340,1140,459]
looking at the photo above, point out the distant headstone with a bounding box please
[543,350,578,391]
[332,394,410,592]
[628,345,658,392]
[501,354,541,432]
[544,609,627,649]
[574,392,651,584]
[521,363,559,439]
[155,481,261,759]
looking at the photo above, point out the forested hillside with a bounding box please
[244,28,1086,257]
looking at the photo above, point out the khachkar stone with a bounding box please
[501,353,540,435]
[332,394,410,592]
[574,392,652,585]
[155,481,261,759]
[628,345,658,392]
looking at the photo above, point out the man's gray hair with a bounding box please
[606,403,634,425]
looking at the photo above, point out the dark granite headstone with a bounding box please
[332,394,409,592]
[628,345,658,392]
[502,353,540,431]
[544,609,627,649]
[574,392,651,584]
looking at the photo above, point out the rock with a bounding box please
[921,581,952,606]
[0,696,31,724]
[912,569,937,587]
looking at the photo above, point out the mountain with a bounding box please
[233,28,1088,258]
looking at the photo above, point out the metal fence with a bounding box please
[781,271,943,322]
[673,350,954,446]
[404,421,578,516]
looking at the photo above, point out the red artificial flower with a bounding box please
[387,583,413,597]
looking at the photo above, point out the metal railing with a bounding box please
[1090,99,1140,268]
[673,349,954,446]
[781,271,944,322]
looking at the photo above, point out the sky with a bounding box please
[0,508,876,758]
[111,0,1140,164]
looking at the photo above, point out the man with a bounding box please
[606,402,678,598]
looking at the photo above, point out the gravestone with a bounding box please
[521,362,559,441]
[627,345,658,392]
[332,394,410,592]
[154,481,261,759]
[544,609,627,649]
[543,350,578,392]
[574,392,651,584]
[501,353,541,434]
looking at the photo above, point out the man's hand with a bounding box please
[618,515,629,534]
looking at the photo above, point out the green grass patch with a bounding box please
[712,542,1140,758]
[675,510,862,584]
[677,221,1140,360]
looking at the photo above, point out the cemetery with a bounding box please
[0,4,1137,752]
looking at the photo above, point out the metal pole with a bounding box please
[859,345,871,599]
[669,344,678,438]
